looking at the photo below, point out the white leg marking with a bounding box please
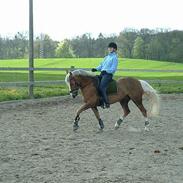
[115,116,124,129]
[144,118,150,131]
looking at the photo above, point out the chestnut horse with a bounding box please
[65,69,159,131]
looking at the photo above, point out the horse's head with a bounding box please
[65,69,95,98]
[65,72,80,98]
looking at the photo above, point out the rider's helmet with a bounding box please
[108,42,117,50]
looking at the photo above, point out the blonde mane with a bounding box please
[65,69,95,87]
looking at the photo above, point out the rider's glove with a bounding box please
[91,68,97,72]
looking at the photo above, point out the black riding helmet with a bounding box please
[108,42,117,50]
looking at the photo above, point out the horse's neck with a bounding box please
[79,76,94,89]
[79,76,98,101]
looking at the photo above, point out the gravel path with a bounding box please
[0,94,183,183]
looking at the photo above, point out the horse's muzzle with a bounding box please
[70,90,78,98]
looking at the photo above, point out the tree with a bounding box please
[0,36,5,59]
[0,32,28,59]
[56,39,75,58]
[0,29,183,62]
[34,34,58,58]
[14,32,28,58]
[41,34,58,58]
[117,29,138,58]
[168,31,183,62]
[132,36,144,58]
[70,33,95,58]
[146,37,163,60]
[94,33,106,57]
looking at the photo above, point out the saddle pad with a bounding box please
[94,76,117,95]
[106,79,117,94]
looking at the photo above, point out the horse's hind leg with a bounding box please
[115,96,131,129]
[132,97,149,131]
[92,107,104,130]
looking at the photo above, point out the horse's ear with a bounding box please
[69,71,73,76]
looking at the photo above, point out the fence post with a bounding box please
[29,0,34,98]
[70,66,75,71]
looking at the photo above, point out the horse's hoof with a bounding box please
[97,128,104,133]
[98,119,104,130]
[114,124,119,130]
[73,124,79,131]
[144,126,150,131]
[114,118,123,130]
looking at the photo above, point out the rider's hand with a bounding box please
[91,68,97,72]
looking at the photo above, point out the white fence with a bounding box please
[0,67,183,97]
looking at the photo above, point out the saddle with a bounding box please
[94,76,117,95]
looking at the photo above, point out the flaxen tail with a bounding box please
[139,80,160,116]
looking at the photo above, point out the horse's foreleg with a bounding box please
[73,103,90,131]
[92,107,104,130]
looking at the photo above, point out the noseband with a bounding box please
[69,87,79,94]
[69,77,81,93]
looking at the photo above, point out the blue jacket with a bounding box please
[96,52,118,74]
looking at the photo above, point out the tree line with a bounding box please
[0,28,183,62]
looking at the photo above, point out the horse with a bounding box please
[65,69,159,131]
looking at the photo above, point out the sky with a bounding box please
[0,0,183,41]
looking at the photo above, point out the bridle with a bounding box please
[69,87,79,94]
[69,76,81,95]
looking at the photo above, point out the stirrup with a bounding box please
[99,98,105,108]
[100,103,105,109]
[100,103,110,109]
[105,103,110,108]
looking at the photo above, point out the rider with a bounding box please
[91,42,118,108]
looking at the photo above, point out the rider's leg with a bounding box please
[99,73,112,108]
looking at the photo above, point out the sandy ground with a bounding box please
[0,94,183,183]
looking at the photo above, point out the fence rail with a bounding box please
[0,81,66,87]
[0,67,183,90]
[0,67,183,72]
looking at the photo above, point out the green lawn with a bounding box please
[1,58,183,81]
[0,58,183,102]
[1,58,183,69]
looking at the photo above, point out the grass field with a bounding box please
[0,58,183,102]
